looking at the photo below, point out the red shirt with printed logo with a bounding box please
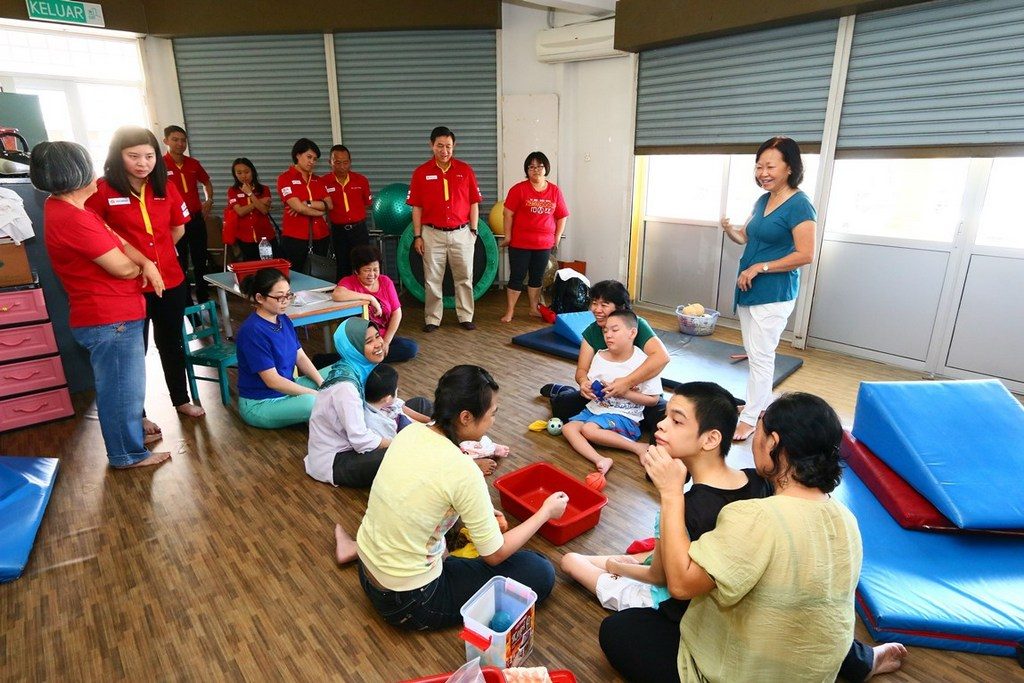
[226,186,275,244]
[277,166,330,240]
[406,158,482,228]
[503,180,570,250]
[163,153,210,215]
[86,178,187,291]
[43,197,146,327]
[320,171,371,224]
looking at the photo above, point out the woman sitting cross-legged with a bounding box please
[235,267,323,428]
[305,317,430,488]
[334,364,568,631]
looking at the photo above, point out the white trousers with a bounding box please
[422,225,475,325]
[737,299,796,427]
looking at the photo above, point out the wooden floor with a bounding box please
[0,290,1019,682]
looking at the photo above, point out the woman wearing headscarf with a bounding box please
[305,317,429,488]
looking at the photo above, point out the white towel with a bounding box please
[0,188,35,244]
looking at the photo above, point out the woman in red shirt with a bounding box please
[225,157,277,261]
[86,126,205,426]
[276,138,331,273]
[30,141,169,468]
[499,151,569,322]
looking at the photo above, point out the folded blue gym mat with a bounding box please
[0,456,60,583]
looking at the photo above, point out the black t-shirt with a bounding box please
[657,468,773,623]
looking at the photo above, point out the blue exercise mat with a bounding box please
[835,465,1024,658]
[553,310,595,346]
[852,380,1024,530]
[0,456,59,583]
[511,326,803,400]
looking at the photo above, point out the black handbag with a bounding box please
[303,216,336,281]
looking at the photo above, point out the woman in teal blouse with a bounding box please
[720,137,816,441]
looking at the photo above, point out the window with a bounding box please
[977,158,1024,249]
[825,159,969,242]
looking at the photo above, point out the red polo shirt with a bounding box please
[226,186,276,243]
[86,178,187,291]
[43,197,145,327]
[163,153,210,215]
[277,166,330,240]
[320,171,371,224]
[406,158,482,228]
[504,180,570,250]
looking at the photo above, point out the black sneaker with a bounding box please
[459,321,477,331]
[540,383,571,398]
[423,324,439,333]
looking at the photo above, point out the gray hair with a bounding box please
[29,141,94,195]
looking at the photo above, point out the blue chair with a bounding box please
[182,301,237,406]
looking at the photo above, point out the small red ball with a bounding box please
[585,472,607,492]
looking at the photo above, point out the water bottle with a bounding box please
[258,237,272,260]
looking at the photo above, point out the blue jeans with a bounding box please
[358,550,555,631]
[71,320,150,468]
[383,335,418,363]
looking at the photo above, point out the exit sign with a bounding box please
[26,0,105,27]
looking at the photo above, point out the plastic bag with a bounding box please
[445,657,485,683]
[550,269,590,314]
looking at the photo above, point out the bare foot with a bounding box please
[528,308,543,319]
[733,422,755,442]
[500,312,513,323]
[595,456,614,475]
[142,418,162,436]
[143,431,163,446]
[334,524,358,565]
[475,457,498,476]
[868,643,907,679]
[116,451,171,469]
[176,402,206,418]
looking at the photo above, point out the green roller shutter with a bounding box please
[838,0,1024,152]
[334,30,498,205]
[635,19,839,154]
[173,35,334,206]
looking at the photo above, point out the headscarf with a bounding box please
[319,318,378,395]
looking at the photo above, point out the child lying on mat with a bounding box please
[561,310,662,475]
[561,381,767,612]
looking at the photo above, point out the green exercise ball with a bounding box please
[371,183,412,235]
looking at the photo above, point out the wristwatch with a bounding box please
[414,235,423,240]
[761,263,770,273]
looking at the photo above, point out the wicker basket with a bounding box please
[675,306,720,336]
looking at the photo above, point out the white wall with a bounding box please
[500,3,637,283]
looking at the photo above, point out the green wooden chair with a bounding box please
[182,301,237,406]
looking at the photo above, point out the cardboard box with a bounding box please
[0,241,33,287]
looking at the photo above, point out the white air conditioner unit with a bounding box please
[535,18,626,64]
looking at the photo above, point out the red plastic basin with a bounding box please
[228,258,292,286]
[402,668,576,682]
[494,462,607,545]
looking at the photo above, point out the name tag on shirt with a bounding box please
[326,187,336,193]
[425,175,438,180]
[166,170,174,176]
[281,186,293,197]
[108,197,130,206]
[291,180,302,185]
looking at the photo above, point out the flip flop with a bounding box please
[729,353,749,364]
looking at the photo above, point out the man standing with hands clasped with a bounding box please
[163,125,213,303]
[407,126,482,332]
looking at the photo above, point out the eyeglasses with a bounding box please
[265,292,296,302]
[527,165,546,171]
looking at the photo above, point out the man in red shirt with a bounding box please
[407,126,482,332]
[163,125,213,303]
[321,144,371,281]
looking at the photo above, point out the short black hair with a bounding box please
[523,151,550,177]
[231,157,266,194]
[432,365,498,446]
[29,141,94,195]
[329,144,350,156]
[163,125,187,138]
[349,245,382,273]
[672,382,740,457]
[239,267,288,303]
[103,126,168,198]
[589,280,631,311]
[365,364,399,404]
[430,126,455,143]
[761,392,843,492]
[291,138,321,163]
[756,136,804,189]
[606,309,638,329]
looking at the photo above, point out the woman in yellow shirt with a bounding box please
[643,392,862,682]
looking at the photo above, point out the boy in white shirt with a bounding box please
[562,309,662,475]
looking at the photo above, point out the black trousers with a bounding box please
[507,247,551,291]
[550,387,667,436]
[143,282,190,407]
[177,212,209,302]
[331,220,370,281]
[331,397,432,488]
[281,235,331,274]
[599,607,875,683]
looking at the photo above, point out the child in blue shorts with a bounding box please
[561,309,662,474]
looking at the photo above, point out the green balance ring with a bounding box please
[397,219,498,308]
